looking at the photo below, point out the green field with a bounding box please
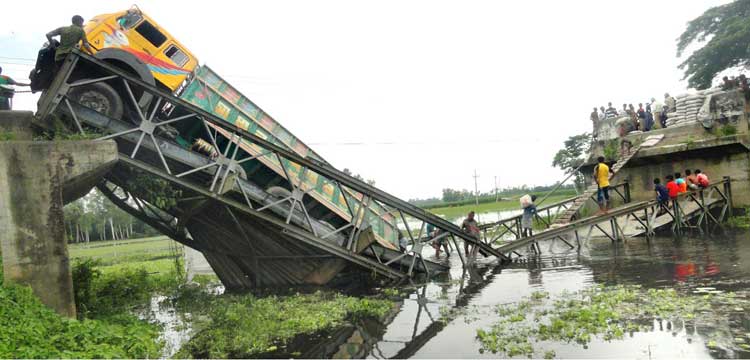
[428,193,576,220]
[69,236,183,274]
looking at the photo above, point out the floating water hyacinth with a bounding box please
[476,285,749,358]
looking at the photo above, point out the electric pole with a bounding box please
[495,176,499,202]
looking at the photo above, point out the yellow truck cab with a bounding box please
[64,7,199,120]
[84,7,198,93]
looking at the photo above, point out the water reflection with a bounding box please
[354,231,750,358]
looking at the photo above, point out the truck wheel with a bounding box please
[68,82,124,120]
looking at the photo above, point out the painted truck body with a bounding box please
[82,7,400,248]
[179,66,400,248]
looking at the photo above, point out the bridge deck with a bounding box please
[492,179,731,255]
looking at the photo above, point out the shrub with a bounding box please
[0,283,163,358]
[72,258,180,318]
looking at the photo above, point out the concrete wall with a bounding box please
[0,114,118,317]
[0,111,34,140]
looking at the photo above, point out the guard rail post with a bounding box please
[672,198,682,235]
[723,176,733,218]
[623,180,631,204]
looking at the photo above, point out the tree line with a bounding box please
[63,188,160,243]
[409,183,578,208]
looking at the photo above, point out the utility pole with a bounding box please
[494,176,499,202]
[473,169,480,206]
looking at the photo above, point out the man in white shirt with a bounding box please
[650,97,664,129]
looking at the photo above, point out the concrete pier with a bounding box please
[0,111,117,317]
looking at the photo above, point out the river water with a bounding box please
[294,229,750,359]
[148,207,750,358]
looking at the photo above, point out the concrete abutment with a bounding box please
[0,110,117,317]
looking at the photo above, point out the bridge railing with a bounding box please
[38,51,508,278]
[493,177,732,256]
[476,181,630,245]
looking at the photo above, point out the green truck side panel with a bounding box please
[180,66,398,246]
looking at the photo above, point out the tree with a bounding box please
[342,168,376,186]
[678,0,750,89]
[552,133,591,190]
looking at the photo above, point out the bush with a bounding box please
[0,284,163,358]
[72,258,181,318]
[719,124,738,137]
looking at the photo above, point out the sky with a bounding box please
[0,0,730,200]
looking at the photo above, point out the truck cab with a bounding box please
[84,7,199,93]
[51,7,199,121]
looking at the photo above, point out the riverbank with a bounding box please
[2,236,395,358]
[429,193,575,220]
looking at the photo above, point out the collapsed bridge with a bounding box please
[33,50,738,291]
[36,51,514,290]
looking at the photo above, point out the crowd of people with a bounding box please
[396,165,712,261]
[590,93,677,136]
[653,169,711,208]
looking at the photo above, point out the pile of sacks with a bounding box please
[665,88,722,127]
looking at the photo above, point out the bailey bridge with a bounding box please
[20,51,737,291]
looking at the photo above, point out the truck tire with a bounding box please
[68,82,124,120]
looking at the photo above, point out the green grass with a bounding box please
[429,194,576,220]
[68,236,185,318]
[0,283,163,358]
[0,244,165,358]
[69,236,178,261]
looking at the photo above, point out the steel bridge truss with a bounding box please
[38,51,502,285]
[476,182,631,253]
[491,178,733,257]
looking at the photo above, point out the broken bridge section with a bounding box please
[36,51,507,290]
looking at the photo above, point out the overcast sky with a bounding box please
[0,0,729,200]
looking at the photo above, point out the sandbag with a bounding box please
[520,194,533,208]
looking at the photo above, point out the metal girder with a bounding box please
[37,50,507,262]
[117,155,406,280]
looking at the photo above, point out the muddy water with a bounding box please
[328,230,750,359]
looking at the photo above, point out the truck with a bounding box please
[62,6,402,251]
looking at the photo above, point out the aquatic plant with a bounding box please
[476,285,746,358]
[175,290,392,358]
[726,208,750,229]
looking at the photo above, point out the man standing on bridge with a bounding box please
[461,211,480,260]
[46,15,94,69]
[0,66,30,110]
[593,156,614,214]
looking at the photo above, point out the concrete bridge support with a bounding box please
[0,111,117,317]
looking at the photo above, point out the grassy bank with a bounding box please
[429,193,576,220]
[0,236,183,358]
[3,235,396,358]
[0,252,166,358]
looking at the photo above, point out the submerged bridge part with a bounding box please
[0,111,118,317]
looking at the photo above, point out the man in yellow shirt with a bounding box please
[593,156,614,214]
